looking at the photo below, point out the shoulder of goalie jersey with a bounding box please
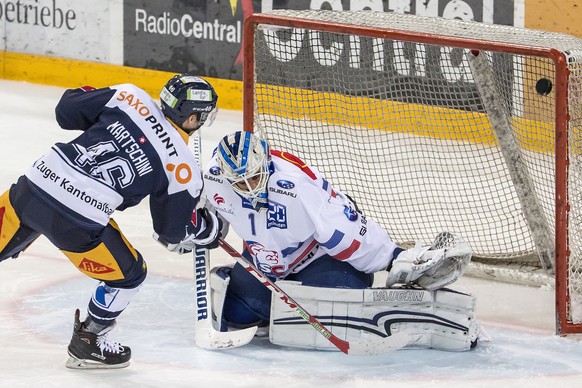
[267,171,302,199]
[203,164,224,184]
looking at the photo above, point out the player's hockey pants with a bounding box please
[0,177,147,325]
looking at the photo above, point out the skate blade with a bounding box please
[65,355,130,369]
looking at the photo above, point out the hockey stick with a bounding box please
[192,129,203,170]
[218,239,409,356]
[191,131,257,349]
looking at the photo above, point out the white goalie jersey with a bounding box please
[203,150,399,279]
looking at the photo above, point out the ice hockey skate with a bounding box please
[65,309,131,369]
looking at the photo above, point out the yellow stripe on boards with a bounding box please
[0,51,556,154]
[0,50,244,111]
[256,84,555,154]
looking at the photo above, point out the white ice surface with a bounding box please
[1,80,581,388]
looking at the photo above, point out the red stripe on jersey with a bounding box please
[288,239,319,268]
[334,239,361,261]
[271,150,317,180]
[80,86,96,92]
[191,210,198,227]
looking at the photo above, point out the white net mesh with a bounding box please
[246,9,582,329]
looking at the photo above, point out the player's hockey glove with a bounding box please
[154,208,223,254]
[188,207,223,249]
[385,232,472,290]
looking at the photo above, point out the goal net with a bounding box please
[242,9,582,334]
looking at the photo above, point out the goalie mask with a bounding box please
[160,73,218,135]
[217,131,271,212]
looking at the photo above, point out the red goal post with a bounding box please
[242,9,582,334]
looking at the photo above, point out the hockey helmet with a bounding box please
[217,131,271,212]
[160,73,218,134]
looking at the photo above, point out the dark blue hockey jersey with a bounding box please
[24,84,203,245]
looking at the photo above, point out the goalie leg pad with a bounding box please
[210,264,270,335]
[386,288,480,351]
[269,282,479,352]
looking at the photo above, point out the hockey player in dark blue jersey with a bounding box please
[0,73,223,369]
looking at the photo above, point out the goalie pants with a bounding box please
[223,250,373,327]
[0,177,147,326]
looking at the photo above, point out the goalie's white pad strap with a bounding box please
[209,265,232,331]
[269,281,479,352]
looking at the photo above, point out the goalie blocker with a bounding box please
[210,269,479,352]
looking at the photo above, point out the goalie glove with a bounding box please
[386,232,472,291]
[154,208,223,254]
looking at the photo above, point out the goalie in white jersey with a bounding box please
[203,131,478,351]
[0,73,223,369]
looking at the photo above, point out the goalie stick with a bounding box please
[191,131,257,349]
[218,239,409,356]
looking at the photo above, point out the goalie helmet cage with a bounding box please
[242,9,582,335]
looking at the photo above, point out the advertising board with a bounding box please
[123,0,521,81]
